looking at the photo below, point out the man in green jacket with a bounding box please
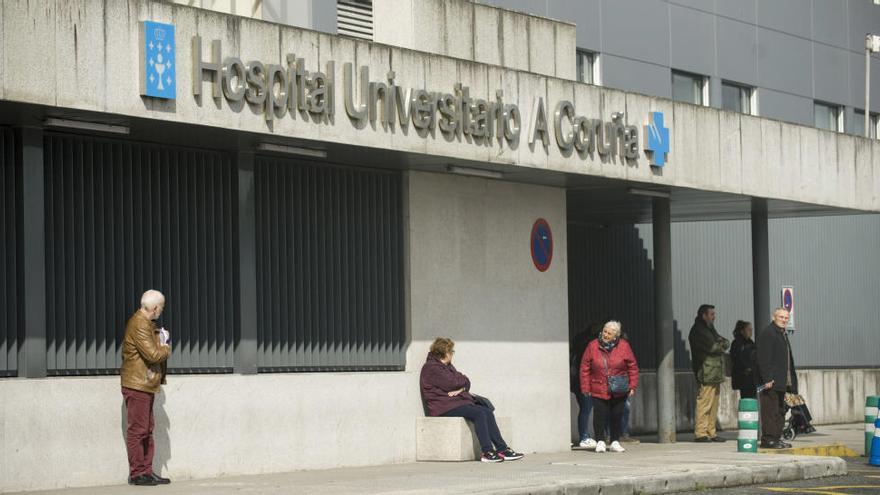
[688,304,729,442]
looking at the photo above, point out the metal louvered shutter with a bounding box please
[0,129,19,377]
[337,0,373,41]
[43,133,238,375]
[254,156,404,371]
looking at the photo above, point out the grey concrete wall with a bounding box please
[372,0,576,80]
[405,170,571,454]
[0,374,420,492]
[570,369,880,441]
[2,0,879,213]
[480,0,880,131]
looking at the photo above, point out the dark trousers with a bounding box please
[759,389,785,443]
[738,387,757,399]
[443,404,508,453]
[122,387,156,478]
[574,393,631,441]
[592,395,627,443]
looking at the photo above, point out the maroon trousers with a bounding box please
[122,387,156,478]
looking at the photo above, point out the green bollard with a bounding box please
[866,396,880,456]
[738,398,760,453]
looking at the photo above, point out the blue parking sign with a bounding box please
[530,218,553,272]
[140,21,176,99]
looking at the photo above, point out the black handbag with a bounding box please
[472,393,495,411]
[602,353,630,396]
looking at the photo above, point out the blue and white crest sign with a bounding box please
[140,21,176,99]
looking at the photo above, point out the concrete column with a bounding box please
[18,127,47,378]
[751,197,770,328]
[653,197,675,443]
[235,151,258,374]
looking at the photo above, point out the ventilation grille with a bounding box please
[254,156,404,372]
[337,0,373,41]
[43,133,238,375]
[0,128,19,377]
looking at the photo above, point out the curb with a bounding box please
[478,457,846,495]
[758,443,859,457]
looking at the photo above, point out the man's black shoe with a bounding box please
[129,474,158,486]
[694,436,710,442]
[150,473,171,484]
[710,436,727,442]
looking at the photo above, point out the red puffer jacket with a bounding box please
[579,338,639,400]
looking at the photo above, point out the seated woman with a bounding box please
[579,320,639,453]
[419,337,524,463]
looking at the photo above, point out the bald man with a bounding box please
[756,308,796,449]
[120,290,172,486]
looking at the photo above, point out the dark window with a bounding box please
[853,110,879,138]
[672,70,705,105]
[814,101,841,132]
[254,156,404,371]
[721,81,753,114]
[43,133,238,375]
[576,50,595,84]
[0,128,19,376]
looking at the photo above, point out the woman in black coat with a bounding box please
[729,320,757,399]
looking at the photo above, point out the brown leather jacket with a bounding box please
[120,310,170,394]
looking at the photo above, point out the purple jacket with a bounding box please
[419,353,475,416]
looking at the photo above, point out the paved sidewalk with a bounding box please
[11,424,862,495]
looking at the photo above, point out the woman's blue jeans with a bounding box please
[576,393,592,441]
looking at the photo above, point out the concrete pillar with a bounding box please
[653,197,675,443]
[235,151,258,374]
[751,198,770,328]
[18,127,47,378]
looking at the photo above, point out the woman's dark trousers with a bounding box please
[592,395,626,443]
[443,404,508,453]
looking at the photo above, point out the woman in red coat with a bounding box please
[579,320,639,453]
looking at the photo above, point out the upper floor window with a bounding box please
[853,110,879,138]
[814,101,842,132]
[672,70,707,106]
[576,50,598,85]
[721,81,755,115]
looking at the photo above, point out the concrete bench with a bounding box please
[416,416,512,461]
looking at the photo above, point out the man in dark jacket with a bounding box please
[688,304,729,442]
[756,308,797,449]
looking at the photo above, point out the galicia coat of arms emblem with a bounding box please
[140,21,176,100]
